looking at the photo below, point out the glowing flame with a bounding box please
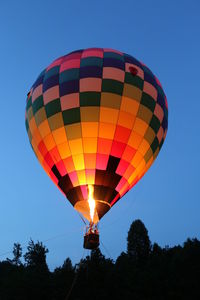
[88,185,95,222]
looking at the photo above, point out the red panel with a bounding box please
[80,185,88,200]
[49,170,58,184]
[44,152,54,169]
[97,138,112,154]
[114,125,131,143]
[38,141,48,157]
[116,159,130,176]
[110,194,120,206]
[56,160,67,176]
[110,141,126,158]
[68,171,79,187]
[49,147,61,162]
[116,177,128,192]
[96,153,109,170]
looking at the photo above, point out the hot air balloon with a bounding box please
[25,48,168,249]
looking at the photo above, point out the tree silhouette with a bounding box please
[127,219,151,262]
[24,239,49,271]
[7,242,22,266]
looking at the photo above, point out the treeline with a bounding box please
[0,219,200,300]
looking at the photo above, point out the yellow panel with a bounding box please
[100,107,119,124]
[138,139,150,156]
[99,123,116,139]
[38,120,51,138]
[65,123,82,140]
[57,142,71,159]
[133,118,149,136]
[29,117,37,135]
[52,127,67,145]
[123,84,142,102]
[127,171,137,185]
[120,97,139,115]
[80,107,100,122]
[77,170,86,185]
[69,139,83,155]
[118,111,135,129]
[131,151,143,168]
[72,154,85,170]
[81,122,99,137]
[43,133,56,151]
[83,137,97,153]
[128,131,143,148]
[86,173,95,185]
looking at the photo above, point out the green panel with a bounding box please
[159,138,164,150]
[137,105,153,124]
[157,85,165,99]
[26,97,32,111]
[45,98,61,118]
[35,107,47,126]
[62,108,81,125]
[150,115,160,134]
[32,95,44,115]
[80,92,101,106]
[124,73,144,90]
[141,92,156,112]
[151,137,159,153]
[59,68,79,83]
[144,147,153,163]
[102,79,124,95]
[25,119,29,132]
[44,66,60,80]
[80,57,103,67]
[142,65,153,76]
[27,107,33,122]
[104,52,124,61]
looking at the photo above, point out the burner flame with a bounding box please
[88,185,95,222]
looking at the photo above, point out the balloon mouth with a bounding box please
[74,200,111,224]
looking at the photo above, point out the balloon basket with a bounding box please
[83,223,99,250]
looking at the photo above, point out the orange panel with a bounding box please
[84,153,96,169]
[128,131,143,149]
[81,122,99,137]
[99,123,116,139]
[100,107,119,124]
[43,133,56,151]
[118,111,135,129]
[138,139,150,156]
[57,142,71,159]
[38,120,51,138]
[69,139,83,155]
[133,118,149,136]
[52,127,67,145]
[83,137,97,153]
[120,96,140,115]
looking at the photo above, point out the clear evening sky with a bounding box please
[0,0,199,269]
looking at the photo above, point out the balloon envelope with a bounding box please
[25,48,168,223]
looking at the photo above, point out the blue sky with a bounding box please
[0,0,199,270]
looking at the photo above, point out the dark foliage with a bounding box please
[0,221,200,300]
